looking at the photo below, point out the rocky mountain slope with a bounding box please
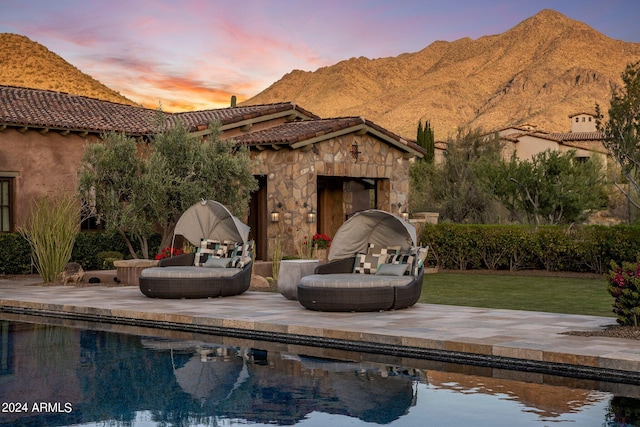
[0,33,137,106]
[243,9,640,139]
[2,10,640,140]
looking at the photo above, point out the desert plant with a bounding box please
[19,193,81,282]
[297,235,314,259]
[271,234,283,281]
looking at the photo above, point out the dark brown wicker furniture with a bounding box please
[139,253,252,299]
[297,256,424,312]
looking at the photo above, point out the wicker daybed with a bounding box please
[297,210,427,312]
[139,200,253,299]
[139,252,252,298]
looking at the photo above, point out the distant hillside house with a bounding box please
[496,112,606,165]
[0,85,424,259]
[433,112,607,168]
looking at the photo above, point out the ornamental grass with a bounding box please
[19,193,80,283]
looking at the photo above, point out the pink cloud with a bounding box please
[3,0,639,115]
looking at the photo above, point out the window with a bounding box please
[574,156,589,164]
[80,186,103,231]
[0,178,12,232]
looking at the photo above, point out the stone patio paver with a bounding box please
[1,280,639,383]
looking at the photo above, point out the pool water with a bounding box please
[1,316,639,427]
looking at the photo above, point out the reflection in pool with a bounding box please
[0,317,639,426]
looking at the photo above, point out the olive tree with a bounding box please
[477,149,607,226]
[596,60,640,218]
[431,128,503,223]
[79,131,151,258]
[79,120,258,259]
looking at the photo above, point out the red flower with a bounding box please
[154,246,185,260]
[312,233,332,249]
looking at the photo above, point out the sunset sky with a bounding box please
[2,0,639,112]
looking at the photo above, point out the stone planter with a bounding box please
[113,259,159,287]
[313,248,328,261]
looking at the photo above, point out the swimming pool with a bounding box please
[1,315,639,426]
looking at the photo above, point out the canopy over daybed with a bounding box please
[174,199,250,247]
[327,209,417,261]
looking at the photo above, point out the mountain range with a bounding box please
[0,33,137,106]
[2,9,640,140]
[243,9,640,139]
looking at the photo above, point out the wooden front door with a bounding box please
[317,177,344,239]
[248,175,267,260]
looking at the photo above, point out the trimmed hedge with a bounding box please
[0,231,161,274]
[0,233,32,274]
[421,224,640,274]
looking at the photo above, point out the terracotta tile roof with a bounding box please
[0,85,423,156]
[500,129,604,145]
[547,131,604,141]
[568,112,596,118]
[231,117,364,145]
[0,85,157,135]
[0,86,317,135]
[170,102,319,130]
[230,116,426,156]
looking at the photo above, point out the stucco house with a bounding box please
[0,85,424,259]
[496,112,607,164]
[432,113,608,171]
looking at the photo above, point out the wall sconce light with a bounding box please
[307,208,317,224]
[271,202,282,222]
[397,203,409,221]
[304,202,317,223]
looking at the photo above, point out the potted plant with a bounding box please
[311,233,332,260]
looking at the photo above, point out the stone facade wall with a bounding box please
[252,133,412,258]
[2,126,414,261]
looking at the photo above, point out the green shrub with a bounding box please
[71,232,128,270]
[0,231,162,274]
[572,226,608,274]
[422,224,481,270]
[534,227,579,272]
[421,224,640,273]
[97,251,124,270]
[71,232,161,270]
[604,226,640,265]
[0,233,32,274]
[506,227,541,271]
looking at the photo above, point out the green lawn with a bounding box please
[420,272,614,317]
